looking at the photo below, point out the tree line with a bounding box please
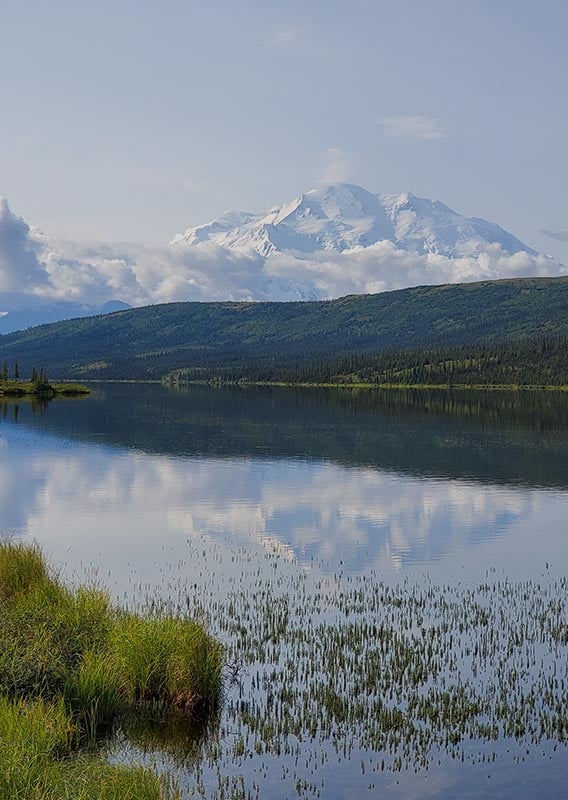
[168,336,568,387]
[1,362,49,385]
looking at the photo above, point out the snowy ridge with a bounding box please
[172,183,536,259]
[0,184,564,332]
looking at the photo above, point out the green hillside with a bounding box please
[1,277,568,381]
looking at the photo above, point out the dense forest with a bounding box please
[1,277,568,382]
[169,337,568,387]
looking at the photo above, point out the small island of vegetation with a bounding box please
[0,361,90,398]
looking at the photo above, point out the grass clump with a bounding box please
[0,541,222,799]
[112,615,223,716]
[42,759,175,800]
[0,541,49,601]
[0,696,71,797]
[0,695,176,799]
[0,551,114,703]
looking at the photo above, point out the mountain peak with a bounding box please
[172,182,536,260]
[0,184,564,329]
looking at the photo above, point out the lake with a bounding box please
[1,384,568,799]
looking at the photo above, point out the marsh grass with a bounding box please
[0,696,72,797]
[66,648,124,736]
[112,616,223,716]
[0,695,176,799]
[43,759,177,800]
[0,541,49,600]
[0,542,221,799]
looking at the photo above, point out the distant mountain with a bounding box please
[0,299,131,334]
[171,182,537,259]
[1,276,568,381]
[0,184,563,332]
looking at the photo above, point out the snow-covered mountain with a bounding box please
[171,183,537,260]
[0,183,564,333]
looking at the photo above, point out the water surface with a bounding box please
[1,384,567,798]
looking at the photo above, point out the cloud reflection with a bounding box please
[0,425,541,580]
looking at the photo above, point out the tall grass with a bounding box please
[0,696,71,797]
[0,541,222,799]
[0,541,49,600]
[0,696,177,799]
[112,615,223,716]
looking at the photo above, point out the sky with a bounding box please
[0,0,568,318]
[0,0,567,312]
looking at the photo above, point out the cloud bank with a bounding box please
[0,195,565,316]
[0,196,51,293]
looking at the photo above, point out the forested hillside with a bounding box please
[0,277,568,382]
[170,338,568,387]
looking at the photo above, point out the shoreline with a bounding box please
[166,379,568,392]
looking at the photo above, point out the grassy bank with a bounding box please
[0,542,223,799]
[0,380,91,398]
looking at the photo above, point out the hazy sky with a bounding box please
[1,0,567,261]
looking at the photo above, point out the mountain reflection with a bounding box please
[5,384,568,489]
[0,384,559,575]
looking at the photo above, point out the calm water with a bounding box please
[1,384,568,798]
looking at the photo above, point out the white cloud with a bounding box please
[265,27,308,49]
[38,237,565,308]
[319,147,352,184]
[24,235,277,307]
[378,115,446,141]
[0,197,52,292]
[265,241,564,299]
[0,195,565,317]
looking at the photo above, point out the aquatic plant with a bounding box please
[141,538,568,799]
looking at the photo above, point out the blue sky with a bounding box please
[0,0,567,263]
